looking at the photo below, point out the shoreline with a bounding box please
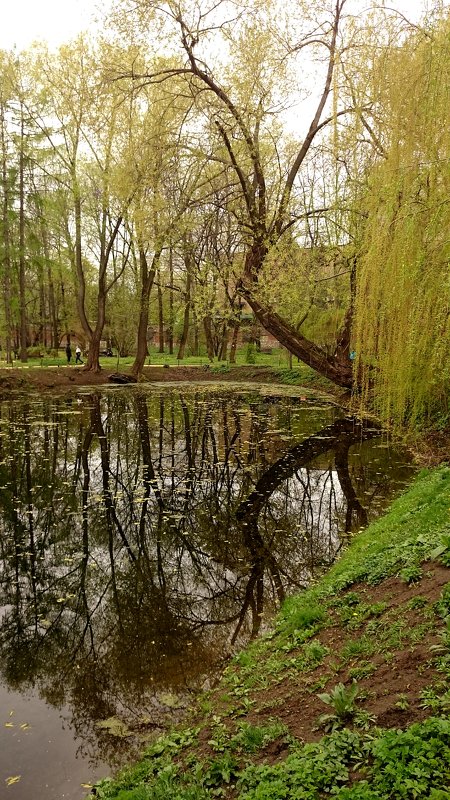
[0,364,342,395]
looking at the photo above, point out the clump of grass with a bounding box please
[230,720,287,753]
[278,600,327,635]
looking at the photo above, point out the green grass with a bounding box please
[0,348,331,382]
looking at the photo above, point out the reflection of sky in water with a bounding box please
[0,684,109,800]
[0,387,416,795]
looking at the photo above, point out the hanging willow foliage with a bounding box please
[353,16,450,431]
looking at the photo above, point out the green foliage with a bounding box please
[408,595,428,610]
[92,466,450,800]
[341,636,375,661]
[231,721,287,754]
[431,535,450,568]
[310,467,450,592]
[419,682,450,713]
[274,366,334,391]
[353,18,450,431]
[316,681,359,731]
[364,717,450,798]
[400,565,423,585]
[434,583,450,618]
[237,720,450,800]
[203,753,240,788]
[210,363,230,374]
[339,600,387,628]
[394,694,410,711]
[348,661,377,681]
[238,728,360,799]
[278,600,326,635]
[96,771,210,800]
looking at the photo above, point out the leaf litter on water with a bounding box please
[6,777,21,786]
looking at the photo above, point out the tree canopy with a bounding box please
[0,0,449,430]
[353,13,450,429]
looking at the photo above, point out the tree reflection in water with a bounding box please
[0,388,414,765]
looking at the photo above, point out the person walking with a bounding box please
[65,342,72,363]
[75,345,83,364]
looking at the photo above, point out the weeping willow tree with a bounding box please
[353,15,450,431]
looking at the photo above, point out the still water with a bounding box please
[0,385,415,798]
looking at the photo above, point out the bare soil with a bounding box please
[190,562,450,768]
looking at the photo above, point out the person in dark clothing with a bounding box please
[66,343,72,363]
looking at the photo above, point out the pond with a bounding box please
[0,385,416,798]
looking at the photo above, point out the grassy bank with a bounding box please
[0,362,339,400]
[93,467,450,799]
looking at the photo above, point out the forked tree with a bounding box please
[115,0,361,387]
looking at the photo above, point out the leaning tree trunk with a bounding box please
[239,247,354,389]
[243,289,353,388]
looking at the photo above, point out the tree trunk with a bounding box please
[37,260,46,348]
[193,321,199,357]
[131,248,159,377]
[177,266,191,360]
[218,322,228,361]
[203,315,214,362]
[244,289,353,388]
[157,274,164,353]
[41,216,59,349]
[85,333,100,372]
[240,248,354,389]
[168,245,174,354]
[229,318,240,364]
[84,302,105,373]
[72,182,93,349]
[48,272,58,350]
[83,212,123,373]
[58,256,70,354]
[0,99,13,364]
[18,110,27,362]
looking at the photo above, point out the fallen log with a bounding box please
[108,373,138,384]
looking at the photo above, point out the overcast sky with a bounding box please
[0,0,444,51]
[0,0,108,50]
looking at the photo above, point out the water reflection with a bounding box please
[0,387,415,785]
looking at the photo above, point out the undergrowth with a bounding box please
[94,467,450,800]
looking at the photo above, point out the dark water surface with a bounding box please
[0,385,416,798]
